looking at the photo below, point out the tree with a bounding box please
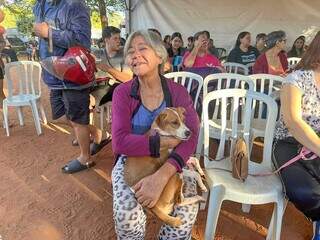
[85,0,125,29]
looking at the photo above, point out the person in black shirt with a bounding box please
[227,31,260,65]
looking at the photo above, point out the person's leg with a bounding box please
[70,121,91,164]
[158,174,199,240]
[273,139,320,221]
[112,156,147,240]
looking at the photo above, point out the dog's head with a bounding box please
[152,107,191,140]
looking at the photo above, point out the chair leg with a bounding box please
[2,101,10,136]
[195,125,204,159]
[38,101,47,125]
[204,185,225,240]
[30,100,42,135]
[17,106,24,126]
[200,191,209,210]
[266,199,287,240]
[99,105,104,130]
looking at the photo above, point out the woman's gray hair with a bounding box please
[265,30,286,49]
[124,30,168,73]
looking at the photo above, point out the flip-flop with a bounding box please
[90,136,112,155]
[61,159,96,174]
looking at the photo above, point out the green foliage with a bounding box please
[86,0,125,13]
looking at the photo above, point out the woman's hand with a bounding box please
[132,172,167,208]
[132,162,177,208]
[160,136,181,149]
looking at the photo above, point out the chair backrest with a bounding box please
[203,73,254,120]
[4,61,42,98]
[203,89,277,169]
[249,74,284,120]
[216,48,227,59]
[223,62,249,75]
[164,71,203,109]
[287,57,301,69]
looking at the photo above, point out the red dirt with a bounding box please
[0,82,312,240]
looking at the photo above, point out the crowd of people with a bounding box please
[0,0,319,239]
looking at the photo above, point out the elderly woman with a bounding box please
[253,30,288,76]
[182,30,223,71]
[227,31,260,65]
[111,30,200,239]
[273,31,320,239]
[287,35,305,58]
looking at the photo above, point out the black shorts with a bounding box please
[0,67,4,79]
[50,88,90,125]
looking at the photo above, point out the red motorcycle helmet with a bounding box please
[42,46,96,85]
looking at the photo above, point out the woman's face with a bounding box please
[277,38,287,50]
[171,37,182,50]
[126,35,162,77]
[240,34,251,47]
[294,39,304,50]
[198,34,209,51]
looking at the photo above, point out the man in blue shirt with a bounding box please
[33,0,108,173]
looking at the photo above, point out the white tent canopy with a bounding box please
[125,0,320,52]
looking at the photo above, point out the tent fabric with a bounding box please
[127,0,320,52]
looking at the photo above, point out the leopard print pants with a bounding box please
[112,156,199,240]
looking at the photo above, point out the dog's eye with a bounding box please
[172,121,179,125]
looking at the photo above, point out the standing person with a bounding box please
[253,30,288,76]
[163,34,171,49]
[227,31,260,65]
[287,35,305,58]
[112,30,200,239]
[255,33,267,53]
[273,31,320,240]
[33,0,107,173]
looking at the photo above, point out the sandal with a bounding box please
[90,136,112,155]
[61,159,96,174]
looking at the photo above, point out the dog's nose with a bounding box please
[185,130,191,137]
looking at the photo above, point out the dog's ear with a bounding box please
[156,112,168,128]
[176,107,186,121]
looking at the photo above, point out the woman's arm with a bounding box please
[183,40,201,68]
[111,84,160,157]
[281,84,320,156]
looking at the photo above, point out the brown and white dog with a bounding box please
[124,107,207,227]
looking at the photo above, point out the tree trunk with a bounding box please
[98,0,108,29]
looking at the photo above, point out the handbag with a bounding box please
[230,137,248,182]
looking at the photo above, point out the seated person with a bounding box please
[255,33,267,53]
[287,35,305,58]
[253,30,288,76]
[182,30,224,72]
[227,31,260,65]
[92,26,132,106]
[112,30,200,239]
[273,31,320,240]
[167,32,186,71]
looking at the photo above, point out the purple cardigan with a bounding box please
[111,76,200,172]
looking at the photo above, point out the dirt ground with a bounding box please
[0,80,313,240]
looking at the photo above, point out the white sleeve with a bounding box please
[283,71,304,94]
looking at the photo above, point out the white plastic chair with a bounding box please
[203,89,285,240]
[223,62,249,75]
[2,61,47,136]
[164,71,203,110]
[249,74,284,142]
[196,73,254,157]
[287,57,301,69]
